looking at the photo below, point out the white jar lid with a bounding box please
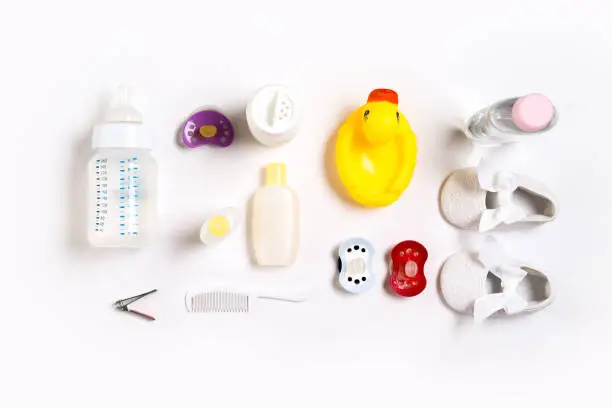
[246,85,300,147]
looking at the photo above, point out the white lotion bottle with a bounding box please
[88,86,157,248]
[251,163,299,266]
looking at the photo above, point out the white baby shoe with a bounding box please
[439,157,557,232]
[439,237,553,322]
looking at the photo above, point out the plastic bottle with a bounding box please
[88,86,157,248]
[465,94,558,144]
[246,85,300,147]
[251,163,299,266]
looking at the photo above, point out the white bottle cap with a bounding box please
[92,85,152,150]
[246,85,300,147]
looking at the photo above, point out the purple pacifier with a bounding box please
[181,110,234,148]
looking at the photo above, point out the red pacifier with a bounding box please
[389,240,428,297]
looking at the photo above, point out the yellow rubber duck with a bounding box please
[335,89,417,207]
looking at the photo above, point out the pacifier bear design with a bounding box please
[337,238,376,294]
[388,240,428,297]
[181,109,234,148]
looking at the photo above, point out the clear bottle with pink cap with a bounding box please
[466,94,558,144]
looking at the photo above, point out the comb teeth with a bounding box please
[186,291,250,313]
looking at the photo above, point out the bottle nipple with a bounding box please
[265,163,286,186]
[104,85,143,123]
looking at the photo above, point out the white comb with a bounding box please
[185,288,308,313]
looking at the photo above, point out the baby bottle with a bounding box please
[87,86,157,248]
[465,94,558,144]
[251,163,299,266]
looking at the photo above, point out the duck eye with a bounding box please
[396,111,400,122]
[364,109,370,119]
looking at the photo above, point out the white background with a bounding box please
[1,0,610,406]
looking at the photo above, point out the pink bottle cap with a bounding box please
[511,94,555,132]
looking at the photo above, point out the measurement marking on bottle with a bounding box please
[119,157,141,237]
[94,158,108,233]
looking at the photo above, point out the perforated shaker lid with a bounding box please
[246,85,300,146]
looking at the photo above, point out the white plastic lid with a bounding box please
[246,85,300,147]
[92,86,151,149]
